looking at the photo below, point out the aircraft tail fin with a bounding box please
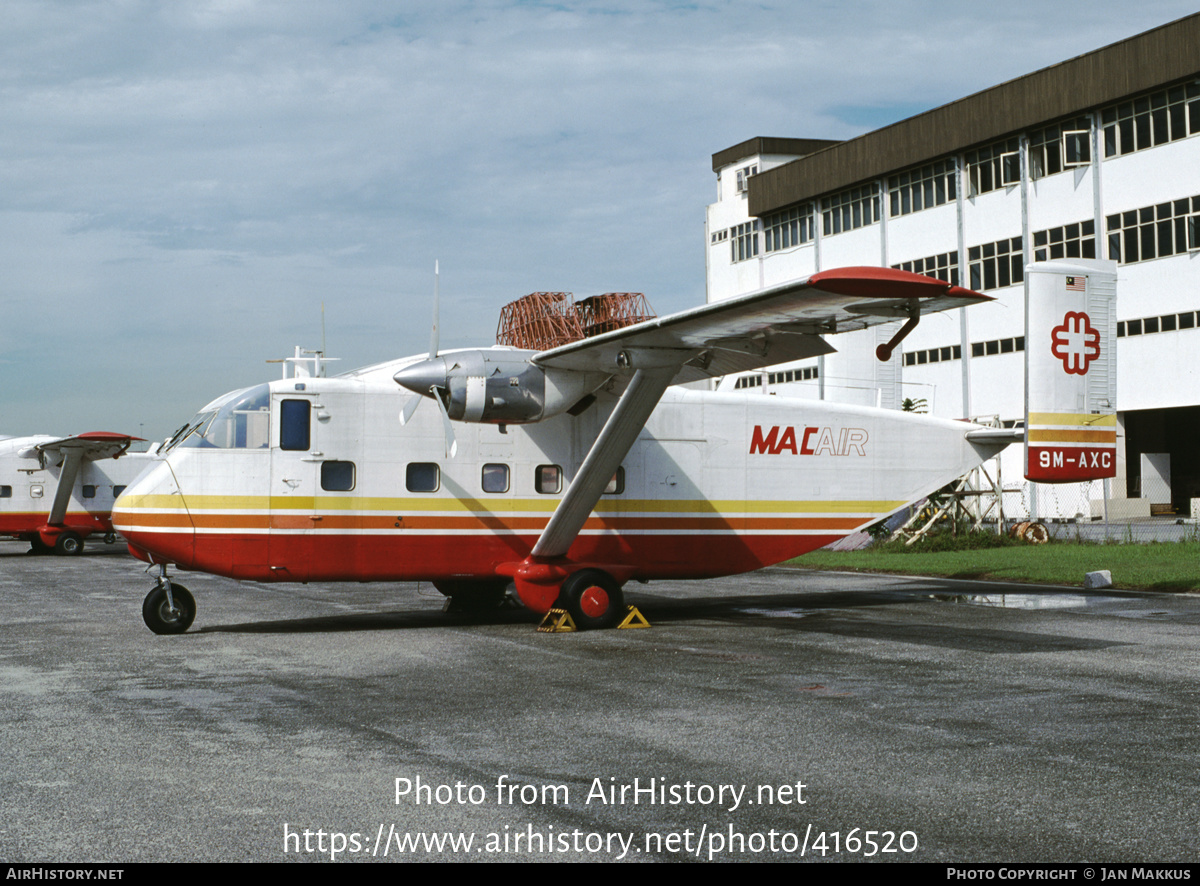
[1023,259,1118,483]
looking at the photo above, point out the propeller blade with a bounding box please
[431,386,458,459]
[399,393,422,426]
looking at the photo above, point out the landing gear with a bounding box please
[434,579,511,614]
[28,537,53,555]
[557,569,624,630]
[142,575,196,635]
[55,531,84,556]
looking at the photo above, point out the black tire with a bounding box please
[433,579,509,613]
[557,569,624,630]
[55,532,84,556]
[142,584,196,635]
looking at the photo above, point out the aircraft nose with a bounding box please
[393,358,447,397]
[112,460,195,566]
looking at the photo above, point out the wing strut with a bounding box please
[532,366,676,559]
[46,447,86,526]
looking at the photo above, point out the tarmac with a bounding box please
[1,538,1198,863]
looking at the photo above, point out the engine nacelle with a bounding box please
[394,349,609,424]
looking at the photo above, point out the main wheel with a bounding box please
[557,569,624,630]
[142,584,196,635]
[55,532,84,556]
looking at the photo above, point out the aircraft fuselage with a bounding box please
[113,353,1001,590]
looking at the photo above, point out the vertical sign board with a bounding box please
[1024,259,1118,482]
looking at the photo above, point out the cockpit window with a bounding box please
[174,384,271,451]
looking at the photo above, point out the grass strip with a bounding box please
[789,540,1200,592]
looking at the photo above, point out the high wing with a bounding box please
[31,431,142,463]
[533,266,990,384]
[525,266,990,560]
[26,432,144,527]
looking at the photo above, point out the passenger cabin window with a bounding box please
[321,461,355,492]
[0,486,11,498]
[113,486,127,497]
[406,463,440,493]
[82,485,96,499]
[482,463,509,494]
[535,465,562,494]
[280,399,311,451]
[604,467,625,495]
[30,485,43,498]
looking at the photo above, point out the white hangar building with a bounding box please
[705,13,1200,520]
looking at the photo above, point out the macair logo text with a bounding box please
[750,425,868,456]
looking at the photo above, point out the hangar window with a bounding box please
[535,465,562,495]
[927,338,1021,364]
[1103,82,1200,158]
[888,160,956,217]
[482,463,509,494]
[0,486,10,498]
[1033,220,1096,262]
[763,206,813,252]
[1106,195,1200,264]
[1119,311,1200,338]
[892,251,959,286]
[735,164,757,194]
[968,237,1023,291]
[82,485,96,499]
[1028,117,1092,178]
[966,138,1020,196]
[766,366,819,384]
[321,461,355,492]
[822,184,880,236]
[730,221,760,262]
[406,463,440,493]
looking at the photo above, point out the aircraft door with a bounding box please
[639,439,704,565]
[269,393,319,581]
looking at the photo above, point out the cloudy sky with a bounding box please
[2,0,1194,438]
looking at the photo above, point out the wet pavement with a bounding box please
[1,539,1198,862]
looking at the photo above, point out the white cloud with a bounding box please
[0,0,1194,434]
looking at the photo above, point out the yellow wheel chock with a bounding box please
[538,609,576,632]
[537,606,651,632]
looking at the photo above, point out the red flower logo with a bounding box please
[1050,311,1100,376]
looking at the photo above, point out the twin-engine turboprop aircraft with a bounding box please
[0,432,152,554]
[112,261,1116,634]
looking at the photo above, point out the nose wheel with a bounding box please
[142,576,196,635]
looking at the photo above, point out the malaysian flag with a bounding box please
[1066,275,1087,291]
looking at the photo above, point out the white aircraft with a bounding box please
[112,261,1116,634]
[0,432,154,554]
